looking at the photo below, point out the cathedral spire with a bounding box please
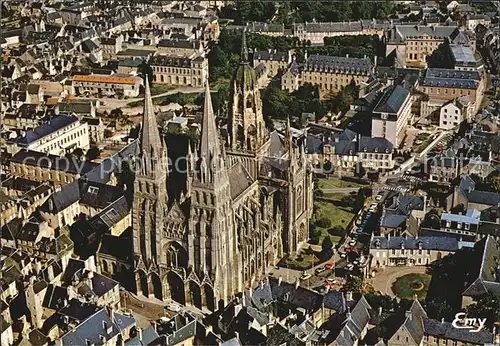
[139,76,165,177]
[199,82,221,160]
[140,76,162,154]
[240,28,248,64]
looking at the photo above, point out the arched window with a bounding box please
[246,94,253,109]
[296,186,303,215]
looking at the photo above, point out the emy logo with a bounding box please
[451,312,487,333]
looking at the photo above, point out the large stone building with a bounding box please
[282,54,373,95]
[130,33,313,311]
[151,54,207,87]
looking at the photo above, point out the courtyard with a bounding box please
[370,266,429,297]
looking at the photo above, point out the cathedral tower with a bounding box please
[132,77,168,296]
[228,30,268,153]
[187,83,238,309]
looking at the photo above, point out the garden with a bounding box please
[392,273,432,300]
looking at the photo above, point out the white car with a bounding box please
[353,260,359,265]
[345,263,354,270]
[300,273,312,281]
[348,240,356,247]
[340,252,347,258]
[375,194,383,201]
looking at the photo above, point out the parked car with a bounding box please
[344,263,354,270]
[375,194,383,201]
[340,252,347,258]
[326,276,337,284]
[353,260,359,265]
[315,267,327,274]
[324,262,334,269]
[348,240,357,246]
[300,273,312,281]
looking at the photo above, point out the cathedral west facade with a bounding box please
[132,33,314,311]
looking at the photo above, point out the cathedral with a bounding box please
[132,32,314,311]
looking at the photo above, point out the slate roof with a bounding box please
[422,68,480,89]
[332,296,372,346]
[305,55,372,75]
[250,277,324,313]
[359,136,393,153]
[441,209,480,225]
[11,150,97,175]
[59,308,121,345]
[253,50,288,62]
[42,284,69,310]
[422,318,494,344]
[89,195,131,231]
[373,85,410,114]
[393,25,459,41]
[15,114,79,146]
[41,180,80,213]
[228,162,254,199]
[371,236,462,251]
[463,236,500,297]
[79,182,123,209]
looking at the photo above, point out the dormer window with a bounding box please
[400,241,405,249]
[417,241,423,250]
[375,240,381,249]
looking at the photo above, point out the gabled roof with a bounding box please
[422,318,494,344]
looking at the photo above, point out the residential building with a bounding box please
[380,194,426,236]
[449,176,500,212]
[466,14,492,31]
[439,97,472,129]
[156,39,203,57]
[151,54,207,87]
[282,54,373,95]
[370,235,471,267]
[81,117,105,143]
[100,36,124,57]
[384,299,495,346]
[13,114,90,156]
[71,74,143,98]
[371,85,413,147]
[306,129,395,175]
[462,236,500,306]
[440,209,481,238]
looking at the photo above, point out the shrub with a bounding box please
[316,217,331,228]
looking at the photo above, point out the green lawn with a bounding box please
[317,177,365,189]
[150,84,177,95]
[283,254,318,269]
[313,199,354,244]
[392,273,432,300]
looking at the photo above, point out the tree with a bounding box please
[322,236,333,251]
[323,160,333,175]
[207,45,230,83]
[354,162,366,178]
[423,298,455,321]
[71,148,84,160]
[86,146,101,161]
[110,108,123,119]
[365,293,395,312]
[262,85,291,118]
[367,170,380,183]
[139,61,154,85]
[342,276,363,294]
[466,293,500,329]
